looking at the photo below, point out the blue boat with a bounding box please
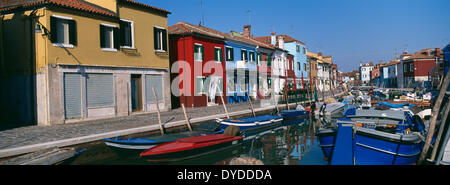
[216,115,283,132]
[317,108,426,165]
[280,110,309,119]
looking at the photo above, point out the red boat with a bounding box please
[139,134,243,162]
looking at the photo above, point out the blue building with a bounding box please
[224,28,259,104]
[280,35,308,89]
[443,44,450,76]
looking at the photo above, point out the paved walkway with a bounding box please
[0,90,345,158]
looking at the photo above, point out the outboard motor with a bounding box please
[319,103,327,116]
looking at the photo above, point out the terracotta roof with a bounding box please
[0,0,116,17]
[402,48,443,61]
[277,34,306,45]
[168,21,225,39]
[0,0,170,17]
[119,0,170,14]
[254,34,306,49]
[224,32,275,50]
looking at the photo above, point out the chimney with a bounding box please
[278,35,284,49]
[270,32,276,45]
[243,25,251,38]
[318,52,322,56]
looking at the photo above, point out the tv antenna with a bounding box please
[246,10,251,25]
[200,0,205,26]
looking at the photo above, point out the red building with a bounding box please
[169,21,226,108]
[402,48,443,88]
[286,54,296,90]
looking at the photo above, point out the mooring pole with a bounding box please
[181,103,193,131]
[247,93,256,117]
[152,87,164,135]
[418,71,450,164]
[218,86,230,119]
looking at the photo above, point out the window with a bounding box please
[267,54,272,66]
[225,47,234,61]
[257,53,261,66]
[249,51,255,63]
[214,47,222,62]
[303,47,306,54]
[120,19,134,48]
[241,49,248,62]
[296,45,300,52]
[50,15,77,47]
[195,77,205,94]
[404,64,408,72]
[100,24,119,51]
[304,63,307,71]
[194,44,204,61]
[154,26,167,52]
[86,74,114,108]
[410,63,414,72]
[146,74,163,103]
[297,62,301,71]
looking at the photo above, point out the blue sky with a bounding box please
[139,0,450,72]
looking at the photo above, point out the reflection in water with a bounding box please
[66,116,327,165]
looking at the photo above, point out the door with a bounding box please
[64,73,82,119]
[131,74,142,112]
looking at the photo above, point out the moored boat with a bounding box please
[216,115,283,132]
[139,134,243,162]
[317,108,426,164]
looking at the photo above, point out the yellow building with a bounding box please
[0,0,171,127]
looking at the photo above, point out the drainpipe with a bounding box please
[0,15,5,75]
[29,10,38,125]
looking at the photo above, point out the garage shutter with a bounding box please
[64,73,82,119]
[146,74,163,103]
[86,73,114,108]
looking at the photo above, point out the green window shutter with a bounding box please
[50,16,58,43]
[201,46,204,61]
[113,27,120,50]
[153,27,158,50]
[99,25,105,48]
[162,29,167,51]
[214,48,218,62]
[68,20,77,46]
[268,54,272,66]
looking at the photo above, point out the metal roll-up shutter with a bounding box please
[146,74,163,103]
[64,73,82,119]
[86,73,114,108]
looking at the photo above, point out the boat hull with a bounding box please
[217,115,283,132]
[317,127,423,165]
[140,134,243,162]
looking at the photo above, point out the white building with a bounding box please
[360,62,374,84]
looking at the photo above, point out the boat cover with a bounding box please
[224,115,282,123]
[376,102,416,109]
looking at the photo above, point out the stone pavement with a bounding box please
[0,90,345,158]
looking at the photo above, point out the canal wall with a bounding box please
[0,90,346,160]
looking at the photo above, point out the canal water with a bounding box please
[64,116,328,165]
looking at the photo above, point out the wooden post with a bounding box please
[418,71,450,164]
[181,103,193,131]
[430,100,450,161]
[218,86,230,119]
[152,87,164,135]
[247,93,256,117]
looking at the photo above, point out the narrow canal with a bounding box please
[63,115,328,165]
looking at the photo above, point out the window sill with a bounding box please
[194,60,203,62]
[53,43,74,48]
[121,46,136,50]
[102,48,118,52]
[155,49,167,53]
